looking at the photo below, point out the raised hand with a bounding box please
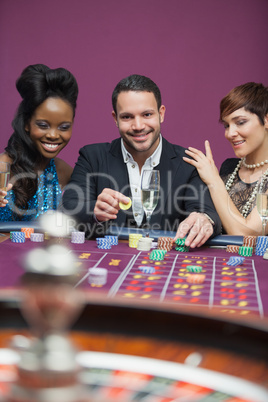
[183,140,219,186]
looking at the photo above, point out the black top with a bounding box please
[220,158,268,216]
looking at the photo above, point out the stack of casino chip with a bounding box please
[105,235,118,245]
[88,267,108,285]
[186,264,205,283]
[11,231,25,243]
[226,256,245,266]
[243,235,257,252]
[175,237,186,246]
[226,245,240,253]
[255,236,268,256]
[176,245,190,252]
[21,227,34,238]
[149,249,167,261]
[263,250,268,260]
[238,246,253,256]
[138,265,155,274]
[157,236,173,251]
[187,274,206,284]
[186,265,202,273]
[71,231,85,244]
[44,232,50,240]
[129,234,143,248]
[96,237,111,249]
[174,237,189,252]
[30,233,44,242]
[137,237,153,251]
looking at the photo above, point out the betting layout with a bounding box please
[73,243,264,318]
[0,233,265,317]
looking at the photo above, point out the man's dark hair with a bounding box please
[112,74,162,115]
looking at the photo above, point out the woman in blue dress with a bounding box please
[0,64,78,221]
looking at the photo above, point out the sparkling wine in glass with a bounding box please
[0,161,10,199]
[256,192,268,236]
[0,161,10,236]
[141,170,160,236]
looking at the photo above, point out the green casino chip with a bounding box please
[175,246,190,252]
[149,249,166,261]
[238,246,253,256]
[186,265,202,273]
[175,237,186,246]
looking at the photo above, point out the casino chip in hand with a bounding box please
[119,198,132,210]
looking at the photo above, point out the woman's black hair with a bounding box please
[5,64,78,210]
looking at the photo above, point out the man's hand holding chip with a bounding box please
[94,188,131,222]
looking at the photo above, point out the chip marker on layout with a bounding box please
[88,267,108,285]
[255,236,268,256]
[175,237,186,246]
[139,266,155,274]
[226,256,245,266]
[129,233,143,248]
[71,231,85,244]
[21,227,34,238]
[96,238,111,249]
[11,232,26,243]
[238,246,253,257]
[137,237,153,251]
[30,233,44,242]
[186,265,202,273]
[187,274,206,284]
[149,249,167,261]
[105,235,118,245]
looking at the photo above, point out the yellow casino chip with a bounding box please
[119,198,132,210]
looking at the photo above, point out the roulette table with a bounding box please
[0,232,268,401]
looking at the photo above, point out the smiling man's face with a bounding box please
[112,91,165,162]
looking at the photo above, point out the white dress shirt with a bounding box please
[121,135,162,226]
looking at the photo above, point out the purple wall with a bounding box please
[0,0,267,168]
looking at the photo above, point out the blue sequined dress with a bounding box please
[0,159,62,221]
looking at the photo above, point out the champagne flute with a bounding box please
[256,192,268,236]
[0,161,10,199]
[141,170,160,236]
[0,161,10,236]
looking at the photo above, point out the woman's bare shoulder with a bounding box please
[54,157,73,188]
[0,153,13,164]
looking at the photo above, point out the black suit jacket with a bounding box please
[62,137,221,237]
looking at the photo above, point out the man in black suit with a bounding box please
[62,75,221,247]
